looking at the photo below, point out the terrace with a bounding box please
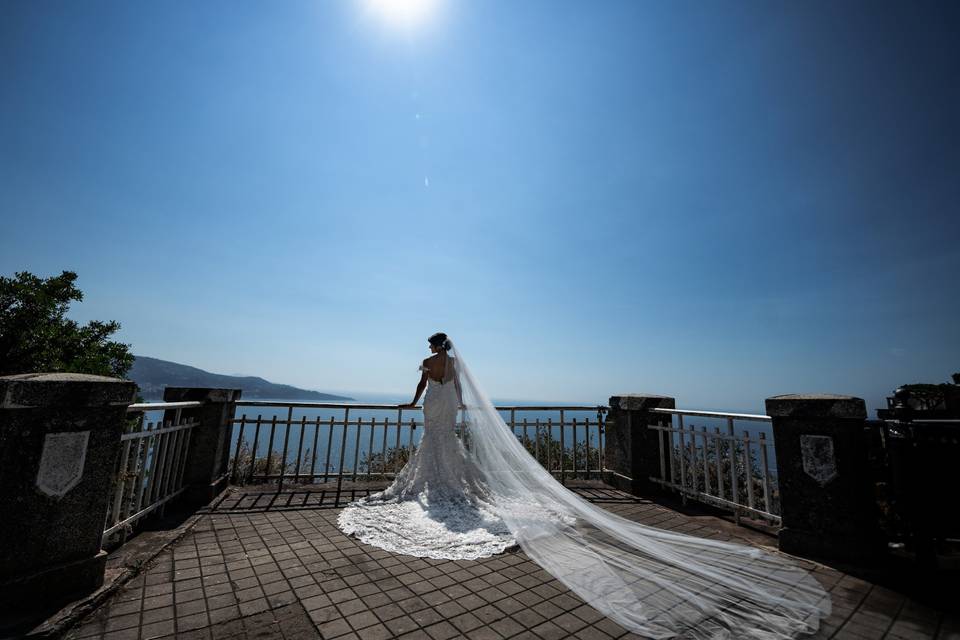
[2,377,958,639]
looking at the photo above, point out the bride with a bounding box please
[338,333,831,639]
[339,332,516,559]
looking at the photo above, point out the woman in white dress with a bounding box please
[338,332,516,559]
[338,334,832,639]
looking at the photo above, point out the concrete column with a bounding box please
[162,387,241,506]
[0,373,136,604]
[605,394,675,495]
[766,394,884,562]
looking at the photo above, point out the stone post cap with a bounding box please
[765,394,866,419]
[609,394,676,411]
[163,387,243,403]
[0,372,137,409]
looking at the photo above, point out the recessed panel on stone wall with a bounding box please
[36,431,90,498]
[800,434,838,486]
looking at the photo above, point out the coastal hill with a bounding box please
[130,355,354,401]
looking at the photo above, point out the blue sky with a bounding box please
[2,1,958,411]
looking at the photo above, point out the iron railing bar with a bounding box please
[677,415,687,504]
[150,421,173,504]
[278,407,293,491]
[743,431,755,510]
[264,416,278,482]
[174,424,194,491]
[714,426,724,501]
[309,416,321,482]
[701,426,711,496]
[598,408,605,472]
[231,414,246,483]
[394,409,402,474]
[249,415,263,484]
[534,418,541,464]
[759,432,772,514]
[294,416,307,483]
[658,415,668,483]
[380,415,389,476]
[334,408,350,506]
[572,417,578,479]
[352,417,363,482]
[366,416,376,479]
[688,422,697,498]
[727,417,739,523]
[160,422,184,506]
[546,417,553,474]
[583,418,590,480]
[134,422,155,515]
[323,416,335,483]
[559,409,566,484]
[143,424,163,505]
[109,439,133,530]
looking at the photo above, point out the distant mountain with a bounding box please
[129,355,354,401]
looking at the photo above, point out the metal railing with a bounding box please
[103,402,200,539]
[502,406,607,483]
[648,408,780,524]
[228,401,608,504]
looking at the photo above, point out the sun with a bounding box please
[364,0,439,29]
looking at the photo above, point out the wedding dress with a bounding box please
[337,355,516,560]
[338,341,831,639]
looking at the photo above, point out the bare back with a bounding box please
[421,353,454,383]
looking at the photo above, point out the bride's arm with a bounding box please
[401,368,428,408]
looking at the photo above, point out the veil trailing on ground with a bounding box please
[448,340,831,640]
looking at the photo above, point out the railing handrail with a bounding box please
[497,405,607,412]
[127,401,203,412]
[651,408,771,422]
[882,418,960,424]
[234,400,608,412]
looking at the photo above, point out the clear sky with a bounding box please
[2,1,958,412]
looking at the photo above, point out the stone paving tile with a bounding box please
[64,485,960,640]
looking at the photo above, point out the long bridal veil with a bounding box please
[448,341,831,640]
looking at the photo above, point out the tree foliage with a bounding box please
[0,270,133,377]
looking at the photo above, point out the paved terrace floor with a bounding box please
[63,484,959,640]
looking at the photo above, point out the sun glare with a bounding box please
[364,0,439,29]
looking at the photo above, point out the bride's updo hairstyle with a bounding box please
[428,332,452,352]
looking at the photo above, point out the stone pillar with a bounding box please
[605,395,675,495]
[162,387,241,506]
[766,394,884,562]
[0,373,136,604]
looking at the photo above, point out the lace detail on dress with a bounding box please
[337,371,516,560]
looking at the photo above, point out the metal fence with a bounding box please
[103,402,200,540]
[648,408,780,524]
[228,401,608,503]
[502,406,607,483]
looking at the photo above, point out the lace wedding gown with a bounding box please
[338,342,831,639]
[337,356,516,560]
